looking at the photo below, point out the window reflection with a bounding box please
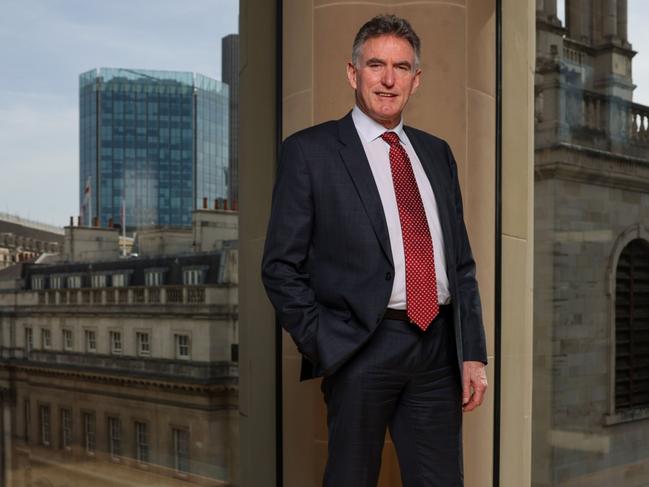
[0,3,240,487]
[534,1,649,485]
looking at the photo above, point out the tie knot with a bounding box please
[381,131,401,147]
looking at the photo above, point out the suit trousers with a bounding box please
[320,306,463,487]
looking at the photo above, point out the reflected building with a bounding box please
[0,207,239,486]
[79,68,229,231]
[0,213,63,271]
[535,0,649,485]
[222,34,239,207]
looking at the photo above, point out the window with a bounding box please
[108,416,121,457]
[39,405,51,446]
[183,268,204,285]
[41,328,51,349]
[50,275,63,289]
[136,332,151,356]
[61,408,72,449]
[111,272,129,288]
[145,270,164,286]
[67,275,82,288]
[24,399,30,442]
[135,421,149,463]
[172,428,190,473]
[175,334,190,359]
[24,327,33,354]
[91,274,107,288]
[615,239,649,411]
[62,329,73,350]
[85,330,97,353]
[83,412,96,453]
[110,331,122,354]
[32,275,44,289]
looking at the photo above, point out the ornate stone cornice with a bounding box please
[535,142,649,192]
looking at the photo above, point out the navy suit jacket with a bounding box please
[262,112,487,381]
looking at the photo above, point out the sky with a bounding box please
[0,0,238,226]
[2,1,649,227]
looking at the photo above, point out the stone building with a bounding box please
[0,213,63,270]
[0,208,239,486]
[534,0,649,485]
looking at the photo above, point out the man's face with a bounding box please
[347,34,421,129]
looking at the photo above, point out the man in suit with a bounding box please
[262,14,488,487]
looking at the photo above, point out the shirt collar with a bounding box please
[351,105,405,144]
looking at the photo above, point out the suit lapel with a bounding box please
[337,113,394,267]
[404,126,456,285]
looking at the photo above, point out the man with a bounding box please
[262,14,488,487]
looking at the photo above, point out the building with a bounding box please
[0,208,239,486]
[3,0,543,485]
[534,1,649,485]
[222,34,240,207]
[0,213,63,271]
[79,68,229,231]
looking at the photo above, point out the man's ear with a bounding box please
[410,68,422,95]
[346,62,358,90]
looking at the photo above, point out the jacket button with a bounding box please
[385,272,392,281]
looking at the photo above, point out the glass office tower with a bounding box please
[79,68,228,230]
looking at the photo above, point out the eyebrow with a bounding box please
[365,57,413,70]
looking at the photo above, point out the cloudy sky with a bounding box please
[1,1,649,227]
[0,0,237,226]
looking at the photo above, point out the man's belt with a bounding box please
[383,304,452,323]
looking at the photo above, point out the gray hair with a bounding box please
[352,14,421,69]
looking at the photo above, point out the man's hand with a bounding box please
[462,361,488,412]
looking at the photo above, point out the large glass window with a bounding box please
[3,2,240,486]
[533,1,649,485]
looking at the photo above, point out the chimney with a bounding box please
[223,199,229,211]
[215,199,221,210]
[108,217,114,228]
[93,216,99,227]
[203,197,208,209]
[77,215,82,226]
[232,199,238,211]
[69,216,74,227]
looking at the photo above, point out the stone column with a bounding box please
[617,0,627,42]
[602,0,618,39]
[537,0,557,19]
[566,0,593,44]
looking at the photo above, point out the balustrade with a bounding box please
[11,286,215,307]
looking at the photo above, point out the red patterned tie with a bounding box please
[381,131,439,331]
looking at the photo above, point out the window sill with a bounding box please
[604,407,649,425]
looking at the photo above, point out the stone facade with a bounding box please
[534,1,649,486]
[0,210,239,486]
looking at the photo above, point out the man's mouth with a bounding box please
[376,92,397,98]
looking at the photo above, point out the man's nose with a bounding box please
[381,68,395,87]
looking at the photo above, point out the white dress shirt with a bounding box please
[351,106,450,308]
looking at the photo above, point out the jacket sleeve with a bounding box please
[445,142,488,364]
[261,135,320,366]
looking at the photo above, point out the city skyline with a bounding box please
[3,1,649,227]
[0,0,238,227]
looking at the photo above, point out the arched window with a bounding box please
[615,238,649,411]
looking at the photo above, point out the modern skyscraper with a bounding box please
[221,34,239,205]
[79,68,229,231]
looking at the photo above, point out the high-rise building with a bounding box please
[79,68,229,231]
[221,35,239,206]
